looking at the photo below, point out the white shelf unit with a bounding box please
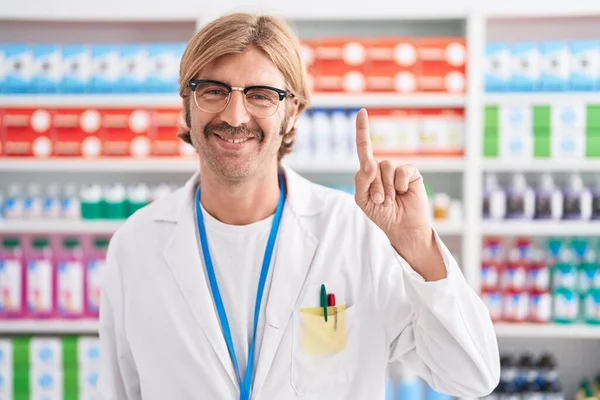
[495,323,600,339]
[482,159,600,172]
[481,221,600,236]
[0,319,99,335]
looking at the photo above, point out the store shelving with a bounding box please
[0,319,99,335]
[482,159,600,172]
[481,221,600,236]
[485,93,600,104]
[494,323,600,339]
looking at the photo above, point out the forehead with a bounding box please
[198,48,287,88]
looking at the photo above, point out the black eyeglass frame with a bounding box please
[188,79,295,101]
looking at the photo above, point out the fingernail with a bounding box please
[373,193,384,204]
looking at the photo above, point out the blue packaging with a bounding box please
[2,44,34,94]
[510,42,541,92]
[60,44,92,94]
[540,42,570,91]
[90,44,120,93]
[484,43,511,92]
[147,43,185,93]
[116,44,149,93]
[570,40,600,91]
[32,44,62,93]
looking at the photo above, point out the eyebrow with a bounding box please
[196,77,286,89]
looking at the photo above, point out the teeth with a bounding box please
[216,134,250,144]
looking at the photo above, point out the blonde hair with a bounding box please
[178,12,311,161]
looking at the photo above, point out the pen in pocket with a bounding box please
[327,293,337,331]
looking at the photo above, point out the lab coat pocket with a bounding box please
[291,303,359,394]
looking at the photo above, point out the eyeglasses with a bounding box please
[188,79,294,119]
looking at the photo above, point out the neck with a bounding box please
[198,163,282,225]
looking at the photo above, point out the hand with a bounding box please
[354,108,432,241]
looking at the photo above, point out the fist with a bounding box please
[354,108,431,239]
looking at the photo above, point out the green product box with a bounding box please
[533,105,551,129]
[533,131,551,158]
[483,136,499,158]
[80,201,103,220]
[484,105,499,129]
[586,105,600,130]
[586,131,600,158]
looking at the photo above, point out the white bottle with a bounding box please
[534,174,563,220]
[43,184,62,219]
[127,183,151,215]
[62,184,81,219]
[506,173,535,220]
[563,173,592,220]
[151,183,173,202]
[330,108,351,160]
[24,183,43,219]
[290,110,313,163]
[311,108,332,161]
[483,174,507,220]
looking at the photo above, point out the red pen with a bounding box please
[327,294,337,331]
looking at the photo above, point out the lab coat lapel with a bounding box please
[160,173,239,389]
[252,167,322,398]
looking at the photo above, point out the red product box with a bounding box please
[2,108,53,157]
[417,108,465,156]
[52,108,102,158]
[312,37,369,93]
[300,40,318,93]
[414,37,467,93]
[100,108,152,158]
[368,108,420,157]
[151,108,184,157]
[364,37,421,93]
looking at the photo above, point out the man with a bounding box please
[98,12,499,400]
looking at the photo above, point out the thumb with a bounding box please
[354,158,378,205]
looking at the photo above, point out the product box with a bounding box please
[30,338,62,368]
[552,131,585,159]
[500,131,533,160]
[2,108,53,157]
[499,104,532,131]
[100,108,151,157]
[31,367,63,399]
[0,367,12,399]
[0,253,23,314]
[60,44,92,94]
[540,41,570,91]
[57,259,85,317]
[415,37,466,93]
[2,44,34,93]
[91,44,120,93]
[364,37,420,93]
[52,108,102,158]
[151,108,183,156]
[299,40,317,93]
[312,38,368,93]
[551,102,586,135]
[368,108,420,156]
[80,365,100,399]
[117,44,149,93]
[32,44,62,93]
[570,41,600,91]
[419,108,464,156]
[587,131,600,158]
[147,43,185,93]
[485,43,512,92]
[510,42,541,91]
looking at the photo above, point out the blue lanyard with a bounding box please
[194,173,286,400]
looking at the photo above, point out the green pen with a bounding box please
[320,284,328,322]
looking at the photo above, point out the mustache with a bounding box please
[204,122,264,141]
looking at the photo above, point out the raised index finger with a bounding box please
[355,108,373,167]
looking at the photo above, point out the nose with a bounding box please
[219,91,251,127]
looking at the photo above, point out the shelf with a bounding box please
[0,157,465,173]
[0,220,122,234]
[0,93,465,109]
[482,159,600,172]
[485,92,600,104]
[481,221,600,236]
[494,323,600,339]
[0,319,99,334]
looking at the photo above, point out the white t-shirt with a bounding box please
[199,204,278,382]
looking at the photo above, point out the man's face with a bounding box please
[189,48,296,181]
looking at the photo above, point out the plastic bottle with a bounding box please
[536,352,559,387]
[433,193,451,221]
[563,174,592,220]
[522,380,544,400]
[330,108,352,160]
[25,236,55,318]
[516,352,537,390]
[4,183,24,220]
[127,183,151,217]
[0,237,25,318]
[56,237,85,318]
[43,184,62,219]
[552,287,579,324]
[582,288,600,325]
[500,354,518,388]
[506,173,535,219]
[534,174,563,220]
[578,246,600,295]
[61,183,81,219]
[80,184,103,220]
[24,183,43,219]
[543,380,565,400]
[396,366,423,400]
[311,108,332,161]
[86,237,109,317]
[551,246,578,291]
[591,176,600,220]
[289,110,313,163]
[103,184,127,220]
[483,174,507,220]
[150,183,172,202]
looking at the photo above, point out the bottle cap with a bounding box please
[94,238,110,248]
[539,174,555,191]
[2,237,20,248]
[32,237,50,249]
[512,173,528,190]
[63,238,80,249]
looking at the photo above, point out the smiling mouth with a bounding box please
[213,133,254,144]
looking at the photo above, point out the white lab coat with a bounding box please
[98,165,500,400]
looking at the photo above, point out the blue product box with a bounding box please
[540,41,570,92]
[1,44,34,94]
[91,44,120,93]
[60,44,92,94]
[484,42,511,92]
[510,42,541,92]
[570,40,600,91]
[147,43,185,93]
[33,44,62,93]
[116,44,149,93]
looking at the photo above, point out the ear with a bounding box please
[285,97,300,133]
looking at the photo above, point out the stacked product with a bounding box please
[480,237,600,324]
[0,336,100,399]
[483,102,600,160]
[0,234,109,320]
[482,173,600,221]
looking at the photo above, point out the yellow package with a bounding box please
[299,305,347,355]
